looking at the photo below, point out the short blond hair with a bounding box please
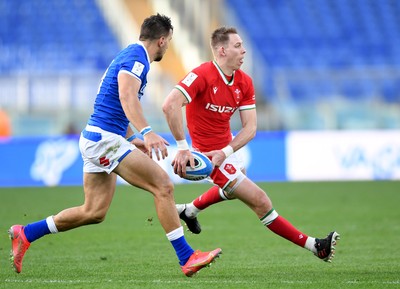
[210,26,238,50]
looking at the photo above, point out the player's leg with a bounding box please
[9,126,128,273]
[182,185,233,215]
[177,151,245,233]
[114,149,221,276]
[8,171,116,273]
[115,149,182,232]
[176,185,233,234]
[232,178,310,246]
[185,149,246,214]
[53,172,117,230]
[232,178,340,262]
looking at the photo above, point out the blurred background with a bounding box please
[1,0,399,186]
[1,0,400,136]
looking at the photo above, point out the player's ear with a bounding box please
[159,36,165,47]
[220,46,226,56]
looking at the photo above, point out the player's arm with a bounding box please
[125,124,148,154]
[124,124,136,140]
[205,108,257,167]
[231,108,257,151]
[162,88,188,142]
[162,88,194,177]
[118,71,169,160]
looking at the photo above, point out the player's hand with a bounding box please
[204,150,226,167]
[172,149,194,178]
[143,132,169,160]
[131,138,148,155]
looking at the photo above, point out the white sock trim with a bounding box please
[166,226,184,241]
[260,209,279,226]
[46,216,59,233]
[218,188,229,200]
[305,237,317,253]
[186,202,201,218]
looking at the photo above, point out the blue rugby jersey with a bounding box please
[87,41,150,136]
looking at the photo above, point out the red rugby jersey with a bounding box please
[175,61,256,152]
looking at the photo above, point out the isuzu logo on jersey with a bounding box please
[205,103,236,113]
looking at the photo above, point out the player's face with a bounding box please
[224,34,246,71]
[154,30,173,62]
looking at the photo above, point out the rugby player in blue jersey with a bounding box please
[8,13,221,277]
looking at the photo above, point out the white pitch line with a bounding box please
[5,279,400,285]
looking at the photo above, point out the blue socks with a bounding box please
[167,227,194,265]
[23,219,51,243]
[24,220,195,266]
[171,236,195,265]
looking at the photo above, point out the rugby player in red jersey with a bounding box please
[163,26,340,262]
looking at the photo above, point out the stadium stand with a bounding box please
[0,0,122,135]
[0,0,399,133]
[226,0,400,104]
[0,0,119,73]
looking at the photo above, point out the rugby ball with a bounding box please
[184,151,213,181]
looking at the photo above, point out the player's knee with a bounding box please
[155,179,174,199]
[224,173,246,195]
[256,191,273,212]
[90,212,107,224]
[83,208,107,224]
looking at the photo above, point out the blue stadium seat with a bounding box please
[0,0,120,74]
[226,0,400,104]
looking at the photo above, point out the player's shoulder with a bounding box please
[181,61,215,84]
[234,68,252,81]
[190,61,218,81]
[113,43,150,77]
[192,61,214,74]
[233,69,254,97]
[125,42,145,53]
[234,69,253,86]
[118,43,149,64]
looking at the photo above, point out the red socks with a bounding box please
[193,186,225,210]
[267,216,308,247]
[192,186,308,249]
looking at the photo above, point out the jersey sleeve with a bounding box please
[120,59,146,83]
[175,67,206,103]
[239,74,256,111]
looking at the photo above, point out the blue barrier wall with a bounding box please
[0,132,287,187]
[0,135,83,187]
[1,130,399,187]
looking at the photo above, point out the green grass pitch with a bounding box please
[0,181,399,289]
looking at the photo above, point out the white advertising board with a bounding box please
[286,130,400,181]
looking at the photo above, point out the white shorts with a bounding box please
[79,125,136,174]
[210,151,247,194]
[235,146,246,171]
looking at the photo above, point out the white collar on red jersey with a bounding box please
[212,61,235,86]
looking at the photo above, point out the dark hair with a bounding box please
[139,13,173,41]
[211,26,238,49]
